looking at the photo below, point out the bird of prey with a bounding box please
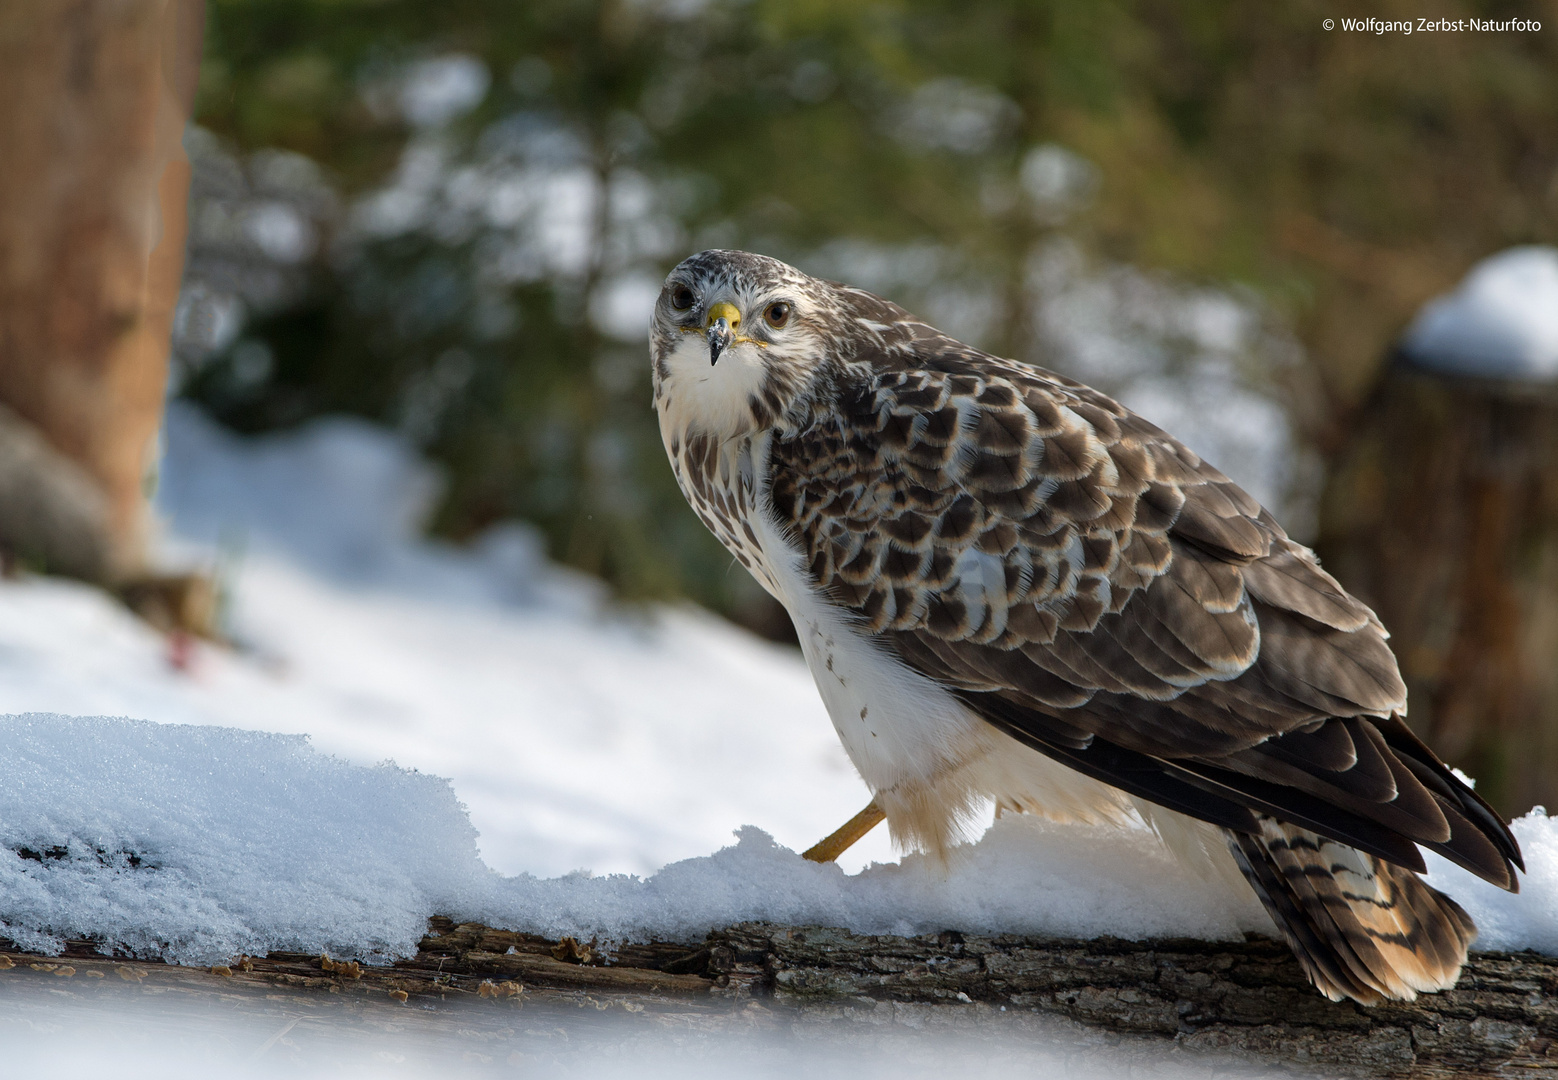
[649,249,1522,1004]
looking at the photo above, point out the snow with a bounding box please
[398,55,490,129]
[1,706,1550,970]
[0,712,1268,966]
[1400,245,1558,380]
[0,713,490,965]
[0,402,883,880]
[0,402,1553,972]
[1424,809,1558,955]
[479,819,1270,949]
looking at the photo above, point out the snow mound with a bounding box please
[1400,246,1558,380]
[1424,808,1558,955]
[0,713,493,964]
[477,820,1269,947]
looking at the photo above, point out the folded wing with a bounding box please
[767,324,1521,892]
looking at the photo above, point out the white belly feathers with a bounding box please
[660,419,1138,858]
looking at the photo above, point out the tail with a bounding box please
[1227,815,1477,1004]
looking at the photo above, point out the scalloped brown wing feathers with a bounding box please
[769,352,1401,751]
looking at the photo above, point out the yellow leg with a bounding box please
[801,800,886,863]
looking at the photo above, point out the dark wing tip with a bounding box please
[1373,715,1524,886]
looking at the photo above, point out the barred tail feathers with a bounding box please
[1227,816,1476,1004]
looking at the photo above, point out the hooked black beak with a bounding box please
[704,301,740,365]
[706,317,734,365]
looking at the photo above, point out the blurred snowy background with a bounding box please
[1,402,879,879]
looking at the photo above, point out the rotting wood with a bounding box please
[1,918,1553,1078]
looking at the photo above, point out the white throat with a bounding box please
[655,332,768,443]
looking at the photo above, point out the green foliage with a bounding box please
[187,0,1558,629]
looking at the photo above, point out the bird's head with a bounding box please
[650,250,840,438]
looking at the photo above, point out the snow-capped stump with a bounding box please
[1399,246,1558,382]
[1319,246,1558,822]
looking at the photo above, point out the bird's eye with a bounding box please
[670,285,695,311]
[764,301,792,329]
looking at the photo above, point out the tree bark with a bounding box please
[0,0,203,580]
[8,919,1553,1078]
[1316,368,1558,820]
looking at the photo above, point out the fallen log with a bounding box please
[1,918,1552,1078]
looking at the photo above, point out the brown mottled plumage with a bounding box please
[649,249,1523,1005]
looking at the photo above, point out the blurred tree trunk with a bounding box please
[0,0,203,581]
[1316,369,1558,820]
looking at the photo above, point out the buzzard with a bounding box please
[649,249,1522,1004]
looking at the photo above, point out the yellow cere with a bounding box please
[705,301,741,329]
